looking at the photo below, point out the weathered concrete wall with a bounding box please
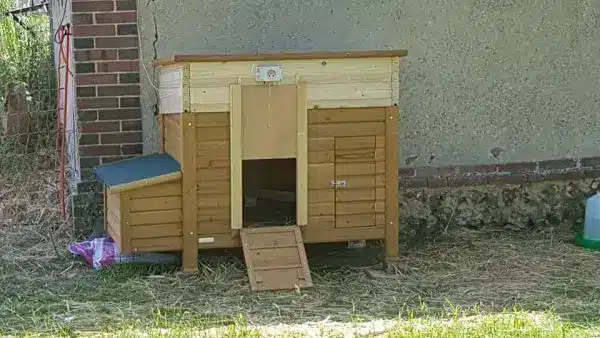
[138,0,600,167]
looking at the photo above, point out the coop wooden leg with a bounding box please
[181,113,199,273]
[384,106,400,273]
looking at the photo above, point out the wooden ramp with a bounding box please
[240,226,313,292]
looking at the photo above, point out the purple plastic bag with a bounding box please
[67,236,118,269]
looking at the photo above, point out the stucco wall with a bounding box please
[137,0,600,168]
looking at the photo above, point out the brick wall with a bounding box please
[71,0,143,233]
[72,0,143,170]
[400,157,600,189]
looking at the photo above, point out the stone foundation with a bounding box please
[399,179,599,247]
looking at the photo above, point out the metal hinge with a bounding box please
[329,180,347,188]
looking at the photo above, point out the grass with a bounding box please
[2,157,600,337]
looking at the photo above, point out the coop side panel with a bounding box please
[304,107,388,243]
[163,114,183,163]
[123,180,184,252]
[195,112,232,236]
[159,65,184,114]
[188,58,393,112]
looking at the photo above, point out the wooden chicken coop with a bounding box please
[93,49,407,292]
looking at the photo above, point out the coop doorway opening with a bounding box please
[242,158,297,227]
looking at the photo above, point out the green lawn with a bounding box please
[2,165,600,337]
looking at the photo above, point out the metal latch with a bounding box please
[329,180,347,188]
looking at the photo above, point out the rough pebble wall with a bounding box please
[400,178,598,245]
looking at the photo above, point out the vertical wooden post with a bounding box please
[119,192,132,253]
[296,80,308,226]
[230,83,243,230]
[103,185,108,234]
[158,114,165,153]
[181,113,199,272]
[384,106,400,269]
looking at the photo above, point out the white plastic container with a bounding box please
[584,192,600,240]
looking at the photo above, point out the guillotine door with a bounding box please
[229,78,311,291]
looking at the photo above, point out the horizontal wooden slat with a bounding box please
[130,223,182,239]
[303,225,385,243]
[196,140,229,158]
[197,167,230,181]
[335,162,385,176]
[197,220,230,235]
[308,163,334,189]
[196,126,229,141]
[309,202,334,216]
[198,207,230,219]
[335,188,385,202]
[308,122,385,138]
[335,213,385,228]
[308,150,334,163]
[335,148,384,163]
[131,236,183,252]
[197,194,230,208]
[335,136,377,150]
[129,196,183,212]
[308,108,386,124]
[249,246,301,267]
[195,112,230,127]
[308,189,334,203]
[106,192,120,211]
[336,174,385,188]
[336,201,385,215]
[197,180,229,195]
[129,182,182,199]
[197,158,230,169]
[129,209,183,225]
[307,215,335,229]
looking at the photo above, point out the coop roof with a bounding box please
[93,153,182,192]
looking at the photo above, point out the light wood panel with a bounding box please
[158,65,184,114]
[188,57,394,111]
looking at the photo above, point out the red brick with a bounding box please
[74,38,95,49]
[72,14,93,25]
[101,155,135,164]
[538,158,577,171]
[80,156,100,168]
[98,85,140,96]
[120,97,140,107]
[79,110,98,121]
[95,12,137,24]
[101,132,143,144]
[446,175,487,187]
[121,119,142,131]
[116,0,137,11]
[97,60,139,72]
[118,49,139,60]
[97,109,141,120]
[73,25,116,37]
[72,1,114,13]
[398,167,415,177]
[403,177,427,188]
[81,145,122,156]
[80,121,120,133]
[497,162,537,173]
[76,74,118,85]
[122,143,143,155]
[96,36,138,49]
[79,134,99,145]
[78,97,119,109]
[581,156,600,168]
[117,24,137,35]
[487,173,528,185]
[77,86,96,97]
[75,49,118,62]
